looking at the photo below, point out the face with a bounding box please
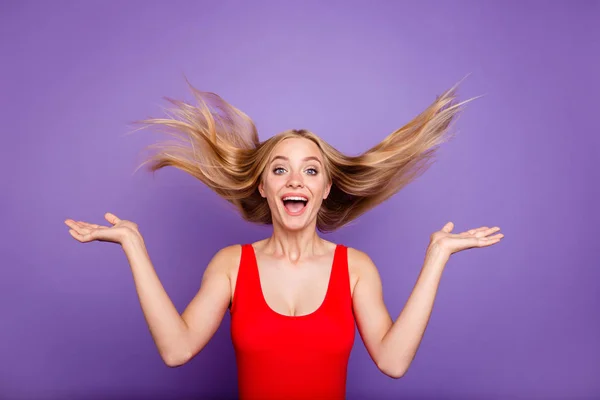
[258,137,331,231]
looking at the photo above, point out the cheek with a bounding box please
[261,176,284,197]
[308,179,328,196]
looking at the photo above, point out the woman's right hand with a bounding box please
[65,212,141,245]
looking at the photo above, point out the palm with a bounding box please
[64,212,138,245]
[431,222,504,256]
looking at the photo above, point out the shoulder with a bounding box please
[346,247,385,301]
[347,246,376,270]
[205,244,242,278]
[213,244,243,260]
[346,246,380,282]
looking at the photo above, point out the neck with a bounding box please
[262,221,326,263]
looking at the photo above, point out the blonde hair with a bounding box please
[129,80,473,232]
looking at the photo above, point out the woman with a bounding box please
[64,81,503,400]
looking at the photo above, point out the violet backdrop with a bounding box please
[1,1,598,399]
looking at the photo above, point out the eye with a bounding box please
[305,168,318,175]
[273,167,286,174]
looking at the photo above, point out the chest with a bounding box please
[229,254,358,318]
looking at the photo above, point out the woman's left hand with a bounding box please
[429,222,504,257]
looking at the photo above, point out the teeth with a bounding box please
[282,196,307,201]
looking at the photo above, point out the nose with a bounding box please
[286,170,304,188]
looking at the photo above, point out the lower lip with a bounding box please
[282,202,308,216]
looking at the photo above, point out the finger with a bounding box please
[104,212,121,225]
[66,219,104,230]
[64,219,78,228]
[442,221,454,233]
[474,227,499,237]
[479,227,501,237]
[68,229,93,243]
[65,220,86,235]
[455,231,473,238]
[65,219,86,229]
[460,226,487,236]
[480,239,501,247]
[78,221,103,229]
[479,235,503,245]
[74,224,92,235]
[69,221,102,236]
[468,226,489,235]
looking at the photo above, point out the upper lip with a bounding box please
[281,192,309,201]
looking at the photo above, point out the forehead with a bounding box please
[270,137,323,160]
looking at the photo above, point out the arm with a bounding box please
[350,244,449,378]
[122,233,235,367]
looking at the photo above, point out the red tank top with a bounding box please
[230,243,355,400]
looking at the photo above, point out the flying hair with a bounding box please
[127,77,476,232]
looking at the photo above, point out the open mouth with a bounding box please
[281,196,308,215]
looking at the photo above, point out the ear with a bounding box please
[258,180,266,198]
[323,181,332,200]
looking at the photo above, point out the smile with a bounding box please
[281,195,308,216]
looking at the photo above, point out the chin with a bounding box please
[277,214,313,231]
[281,220,309,231]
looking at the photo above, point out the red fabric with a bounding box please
[230,243,355,400]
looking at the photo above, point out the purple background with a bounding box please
[2,1,598,399]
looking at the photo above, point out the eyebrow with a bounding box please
[270,155,322,165]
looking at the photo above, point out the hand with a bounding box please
[64,212,141,245]
[429,222,504,257]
